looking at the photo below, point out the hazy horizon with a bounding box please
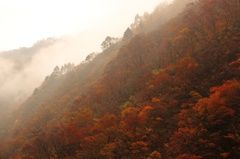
[0,0,173,108]
[0,0,172,52]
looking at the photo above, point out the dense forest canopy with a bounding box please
[0,0,239,158]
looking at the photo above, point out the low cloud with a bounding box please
[0,31,105,109]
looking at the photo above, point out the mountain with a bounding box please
[0,0,239,158]
[0,38,57,72]
[0,31,105,111]
[0,38,57,108]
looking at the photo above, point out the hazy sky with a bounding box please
[0,0,170,51]
[0,0,173,108]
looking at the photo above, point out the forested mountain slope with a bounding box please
[0,38,57,109]
[0,0,239,158]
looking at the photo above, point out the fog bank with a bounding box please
[0,31,105,108]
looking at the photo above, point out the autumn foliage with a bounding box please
[0,0,240,158]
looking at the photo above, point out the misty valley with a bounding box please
[0,0,240,158]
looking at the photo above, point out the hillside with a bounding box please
[0,0,240,158]
[0,38,56,64]
[0,38,57,110]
